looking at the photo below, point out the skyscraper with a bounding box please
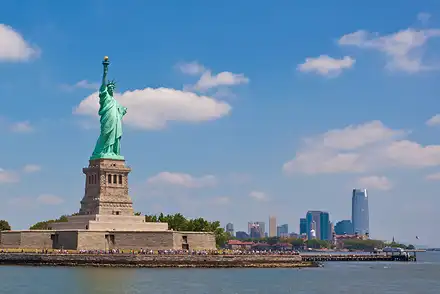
[319,212,331,241]
[225,223,234,236]
[306,211,322,240]
[300,218,307,235]
[306,211,331,240]
[334,220,353,235]
[248,221,265,238]
[247,222,253,234]
[250,225,261,239]
[269,216,277,237]
[352,189,369,235]
[256,221,266,237]
[277,224,289,238]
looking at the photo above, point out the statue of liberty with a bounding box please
[90,56,127,160]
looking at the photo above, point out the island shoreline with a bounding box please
[0,253,318,269]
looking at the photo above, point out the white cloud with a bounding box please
[417,13,431,25]
[319,120,405,150]
[249,191,268,201]
[22,164,41,173]
[426,172,440,181]
[61,80,99,91]
[36,194,64,205]
[426,114,440,126]
[357,176,393,191]
[177,61,206,75]
[177,61,249,92]
[0,24,39,62]
[74,87,231,130]
[338,27,440,73]
[0,169,19,183]
[10,121,33,133]
[147,172,217,188]
[283,120,440,175]
[193,71,249,92]
[297,55,355,76]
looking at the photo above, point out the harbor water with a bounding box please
[0,251,439,294]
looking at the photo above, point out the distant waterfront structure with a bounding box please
[269,216,277,237]
[352,189,369,235]
[334,220,354,235]
[225,223,234,236]
[277,224,289,238]
[300,218,307,235]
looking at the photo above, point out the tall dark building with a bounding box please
[300,218,307,235]
[334,220,353,235]
[319,212,331,241]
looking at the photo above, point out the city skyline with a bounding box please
[1,1,440,247]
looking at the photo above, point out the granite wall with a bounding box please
[0,231,21,248]
[173,232,216,250]
[20,231,53,249]
[0,230,216,250]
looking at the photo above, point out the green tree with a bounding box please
[306,239,331,249]
[290,238,305,248]
[342,239,384,251]
[29,215,69,230]
[385,241,408,249]
[145,214,158,222]
[134,212,142,216]
[144,213,231,248]
[0,220,11,231]
[266,236,280,245]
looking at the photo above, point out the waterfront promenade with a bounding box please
[0,252,311,268]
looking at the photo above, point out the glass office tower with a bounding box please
[352,189,369,235]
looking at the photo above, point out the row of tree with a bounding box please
[28,215,70,230]
[144,213,229,247]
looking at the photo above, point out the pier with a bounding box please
[302,253,417,262]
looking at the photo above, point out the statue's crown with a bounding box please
[107,79,117,87]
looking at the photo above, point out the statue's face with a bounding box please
[107,84,115,95]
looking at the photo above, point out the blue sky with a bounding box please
[1,1,440,246]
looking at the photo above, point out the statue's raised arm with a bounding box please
[101,56,109,91]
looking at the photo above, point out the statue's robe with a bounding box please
[92,84,127,158]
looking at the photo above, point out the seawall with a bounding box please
[0,253,315,268]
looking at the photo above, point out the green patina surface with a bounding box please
[91,57,127,160]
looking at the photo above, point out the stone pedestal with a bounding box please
[51,158,168,232]
[80,158,133,216]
